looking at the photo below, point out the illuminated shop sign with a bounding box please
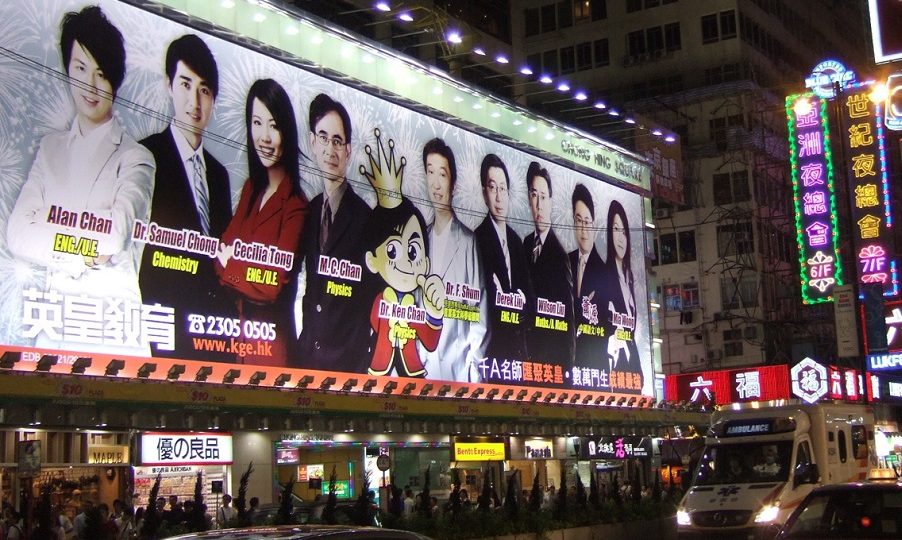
[275,447,299,465]
[881,301,902,352]
[791,357,828,403]
[298,464,324,482]
[828,366,862,401]
[581,436,651,459]
[870,372,902,402]
[139,432,233,466]
[805,60,856,99]
[786,94,844,304]
[322,480,351,499]
[87,445,130,465]
[0,0,652,397]
[841,82,898,298]
[868,352,902,371]
[452,437,509,462]
[664,365,790,405]
[523,439,553,459]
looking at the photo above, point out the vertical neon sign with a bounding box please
[787,93,844,304]
[842,81,899,298]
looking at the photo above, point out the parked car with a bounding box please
[776,477,902,539]
[168,524,431,539]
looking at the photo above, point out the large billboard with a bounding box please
[0,1,651,394]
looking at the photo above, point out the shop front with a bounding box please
[507,437,562,499]
[579,434,653,495]
[274,431,452,509]
[134,431,232,515]
[0,428,131,521]
[875,426,902,473]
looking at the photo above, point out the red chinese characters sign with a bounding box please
[665,365,790,405]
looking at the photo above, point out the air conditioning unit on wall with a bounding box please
[654,207,671,219]
[707,349,723,361]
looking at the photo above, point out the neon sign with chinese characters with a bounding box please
[842,82,898,298]
[787,94,844,304]
[664,365,790,405]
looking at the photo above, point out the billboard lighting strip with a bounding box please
[144,0,651,190]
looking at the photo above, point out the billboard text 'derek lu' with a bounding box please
[0,0,651,396]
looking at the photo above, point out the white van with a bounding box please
[676,402,877,539]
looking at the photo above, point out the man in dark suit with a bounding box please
[295,94,371,373]
[139,35,234,360]
[474,154,532,364]
[568,184,608,371]
[524,162,575,373]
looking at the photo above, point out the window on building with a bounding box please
[526,53,541,72]
[732,170,750,202]
[664,284,682,311]
[710,113,744,148]
[541,4,557,33]
[576,42,592,70]
[679,230,696,261]
[591,0,607,20]
[628,30,647,56]
[574,0,591,21]
[723,328,743,357]
[682,282,700,309]
[627,0,642,13]
[664,22,681,51]
[594,38,610,66]
[659,233,678,265]
[713,170,750,205]
[543,49,559,75]
[702,10,736,44]
[644,0,661,7]
[701,13,719,43]
[560,46,575,73]
[720,10,737,39]
[558,1,574,28]
[713,173,731,205]
[717,222,754,256]
[647,26,664,52]
[525,8,540,36]
[720,276,757,310]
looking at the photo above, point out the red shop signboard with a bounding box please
[665,365,790,405]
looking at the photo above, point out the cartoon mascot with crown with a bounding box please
[359,129,445,377]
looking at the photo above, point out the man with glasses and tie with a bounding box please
[568,183,607,370]
[139,34,234,360]
[474,154,532,364]
[296,93,371,373]
[523,162,574,374]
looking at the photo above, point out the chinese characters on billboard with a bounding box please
[0,1,652,395]
[840,82,898,298]
[786,94,843,304]
[664,365,790,405]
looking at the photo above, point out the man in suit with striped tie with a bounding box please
[139,35,235,360]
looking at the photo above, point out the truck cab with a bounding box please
[676,403,876,539]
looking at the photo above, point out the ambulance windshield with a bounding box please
[692,441,793,485]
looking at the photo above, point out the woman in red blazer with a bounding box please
[216,79,308,366]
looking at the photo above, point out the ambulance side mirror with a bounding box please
[793,463,819,488]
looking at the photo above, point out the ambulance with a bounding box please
[676,402,877,539]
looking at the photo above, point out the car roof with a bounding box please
[808,481,902,494]
[167,525,430,540]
